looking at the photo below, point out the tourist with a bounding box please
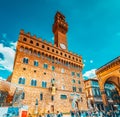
[60,112,63,117]
[56,111,61,117]
[39,114,42,117]
[47,111,51,117]
[80,111,84,117]
[28,113,32,117]
[76,111,80,117]
[70,110,74,117]
[78,110,81,117]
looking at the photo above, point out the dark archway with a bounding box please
[104,81,120,111]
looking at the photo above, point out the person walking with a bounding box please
[56,111,61,117]
[106,111,111,117]
[47,111,51,117]
[70,110,74,117]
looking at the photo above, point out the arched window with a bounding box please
[52,66,55,71]
[18,78,22,84]
[33,50,37,56]
[61,68,65,73]
[29,49,32,54]
[43,63,48,69]
[78,80,81,84]
[21,92,25,99]
[31,79,37,86]
[42,81,47,88]
[24,48,29,53]
[51,78,55,84]
[51,96,54,101]
[36,43,39,46]
[23,58,29,64]
[20,46,24,52]
[81,97,83,102]
[47,47,50,50]
[71,72,75,76]
[40,93,43,100]
[38,52,40,57]
[77,73,80,77]
[23,38,27,41]
[96,89,100,96]
[56,51,58,54]
[72,79,75,83]
[62,85,65,90]
[79,88,82,92]
[42,45,45,48]
[34,60,39,66]
[60,95,67,99]
[18,77,25,84]
[93,88,97,96]
[72,87,76,92]
[30,40,33,44]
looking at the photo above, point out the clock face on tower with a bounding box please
[60,43,66,50]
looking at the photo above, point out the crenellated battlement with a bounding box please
[19,29,82,61]
[17,29,83,70]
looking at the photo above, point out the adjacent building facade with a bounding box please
[7,12,88,114]
[96,56,120,110]
[84,78,115,111]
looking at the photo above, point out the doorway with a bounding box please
[51,105,54,113]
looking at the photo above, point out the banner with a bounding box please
[0,107,8,117]
[0,107,19,117]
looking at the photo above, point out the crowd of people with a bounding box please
[44,111,63,117]
[28,109,120,117]
[45,109,120,117]
[70,109,120,117]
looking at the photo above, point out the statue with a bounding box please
[51,84,56,95]
[72,93,78,110]
[88,99,92,109]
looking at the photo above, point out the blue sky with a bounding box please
[0,0,120,80]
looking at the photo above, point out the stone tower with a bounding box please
[53,12,68,50]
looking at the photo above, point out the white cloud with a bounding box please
[83,69,96,79]
[0,76,6,80]
[0,76,3,79]
[90,60,93,63]
[10,41,17,50]
[0,42,16,72]
[0,66,6,70]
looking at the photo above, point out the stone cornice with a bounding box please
[19,30,82,59]
[96,56,120,75]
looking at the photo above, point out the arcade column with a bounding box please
[100,89,109,111]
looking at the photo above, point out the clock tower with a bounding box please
[53,12,68,50]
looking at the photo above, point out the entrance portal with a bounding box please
[51,105,54,113]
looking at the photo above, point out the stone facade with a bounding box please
[8,12,88,114]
